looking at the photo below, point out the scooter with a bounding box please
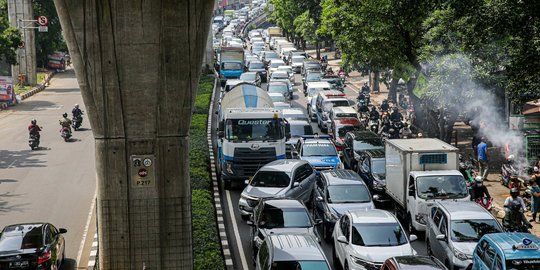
[475,197,493,211]
[60,126,72,142]
[369,119,379,133]
[501,163,519,187]
[28,134,40,150]
[390,121,403,139]
[72,113,84,131]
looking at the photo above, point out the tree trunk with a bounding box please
[372,70,380,93]
[387,77,398,102]
[316,41,321,60]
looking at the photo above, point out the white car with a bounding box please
[333,209,417,270]
[268,92,291,110]
[277,66,295,83]
[268,59,286,76]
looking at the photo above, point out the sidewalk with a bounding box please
[305,47,540,237]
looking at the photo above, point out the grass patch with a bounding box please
[190,75,224,270]
[14,72,49,95]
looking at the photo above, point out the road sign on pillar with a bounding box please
[37,15,48,26]
[130,155,156,187]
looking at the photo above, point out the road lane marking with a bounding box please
[76,185,97,268]
[225,190,249,269]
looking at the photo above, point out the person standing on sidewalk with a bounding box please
[477,137,489,180]
[529,180,540,223]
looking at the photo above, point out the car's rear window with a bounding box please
[0,225,43,251]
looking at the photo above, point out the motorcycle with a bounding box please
[60,126,72,142]
[321,62,328,72]
[380,110,389,121]
[475,197,493,211]
[503,206,532,233]
[369,119,379,133]
[28,134,40,150]
[390,121,403,139]
[501,163,519,187]
[72,112,84,131]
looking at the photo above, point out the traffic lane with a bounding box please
[0,69,96,268]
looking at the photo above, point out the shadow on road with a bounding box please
[0,149,47,169]
[45,88,81,93]
[60,258,77,270]
[0,192,29,214]
[12,100,60,111]
[0,179,17,184]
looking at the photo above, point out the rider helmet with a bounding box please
[534,166,539,173]
[75,104,79,109]
[475,176,483,186]
[31,119,37,125]
[510,187,519,198]
[63,113,68,118]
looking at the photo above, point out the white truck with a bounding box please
[218,82,290,189]
[385,138,470,233]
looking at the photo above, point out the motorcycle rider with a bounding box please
[28,119,41,142]
[472,176,491,201]
[531,166,540,184]
[379,120,392,136]
[369,107,380,120]
[358,99,369,114]
[380,99,390,112]
[326,67,335,76]
[399,124,413,139]
[72,104,83,119]
[59,113,72,132]
[390,107,403,122]
[504,187,527,212]
[503,202,533,232]
[361,82,370,94]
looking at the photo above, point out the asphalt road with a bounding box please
[0,69,96,269]
[217,72,428,269]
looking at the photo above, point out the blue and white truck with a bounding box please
[217,83,290,189]
[218,47,245,86]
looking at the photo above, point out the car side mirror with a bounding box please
[337,235,348,244]
[244,179,250,185]
[293,182,300,188]
[436,234,446,241]
[58,228,67,234]
[409,234,418,242]
[315,219,323,225]
[408,187,415,197]
[373,194,380,201]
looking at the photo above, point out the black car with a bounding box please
[0,223,67,270]
[313,170,374,241]
[381,256,447,270]
[356,149,389,203]
[341,130,383,171]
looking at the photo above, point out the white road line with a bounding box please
[225,190,249,269]
[76,185,97,268]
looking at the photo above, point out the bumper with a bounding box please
[238,197,254,216]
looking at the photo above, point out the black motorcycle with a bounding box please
[390,121,403,139]
[72,112,84,131]
[28,134,40,150]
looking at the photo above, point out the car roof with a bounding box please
[391,256,446,270]
[268,81,288,86]
[436,201,495,220]
[263,199,306,209]
[321,169,365,185]
[348,130,380,140]
[334,118,361,125]
[482,233,540,260]
[288,119,310,125]
[269,234,327,261]
[348,209,397,223]
[261,159,308,172]
[303,138,333,144]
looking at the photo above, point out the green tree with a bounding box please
[33,0,67,67]
[0,0,22,66]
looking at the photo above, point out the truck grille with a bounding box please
[233,147,277,176]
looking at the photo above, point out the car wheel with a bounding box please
[223,179,231,190]
[344,261,349,270]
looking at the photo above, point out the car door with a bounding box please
[313,176,326,219]
[45,224,60,266]
[335,215,350,266]
[291,164,312,202]
[436,213,450,263]
[429,208,444,260]
[359,156,372,187]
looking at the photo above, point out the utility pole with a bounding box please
[7,0,37,85]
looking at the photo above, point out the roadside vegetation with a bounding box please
[190,75,225,270]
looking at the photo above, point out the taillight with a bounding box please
[37,251,51,265]
[335,144,343,151]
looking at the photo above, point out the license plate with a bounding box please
[9,261,29,268]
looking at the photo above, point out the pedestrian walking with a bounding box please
[477,137,489,180]
[529,180,540,223]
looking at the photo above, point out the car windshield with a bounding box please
[272,72,288,79]
[268,84,288,94]
[240,73,257,81]
[259,208,311,229]
[351,223,408,246]
[353,138,383,151]
[307,73,321,81]
[337,125,361,138]
[270,62,283,68]
[222,62,243,70]
[327,185,371,203]
[270,94,286,103]
[0,225,43,251]
[292,57,304,64]
[271,261,330,270]
[506,260,540,270]
[251,171,290,188]
[307,88,322,97]
[225,118,284,142]
[450,219,502,242]
[265,52,279,59]
[290,124,314,137]
[416,175,469,199]
[250,62,265,69]
[302,143,337,157]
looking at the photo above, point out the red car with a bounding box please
[328,117,363,151]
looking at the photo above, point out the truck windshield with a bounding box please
[225,119,284,142]
[506,260,540,270]
[416,175,468,199]
[222,62,242,70]
[450,219,502,242]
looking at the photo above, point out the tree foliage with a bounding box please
[0,0,22,65]
[33,0,67,67]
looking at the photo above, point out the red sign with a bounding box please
[37,15,49,26]
[138,168,148,177]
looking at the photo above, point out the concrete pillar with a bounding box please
[7,0,37,85]
[52,1,214,269]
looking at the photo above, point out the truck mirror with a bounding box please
[218,131,224,138]
[408,188,415,197]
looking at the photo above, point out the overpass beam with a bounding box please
[53,1,214,269]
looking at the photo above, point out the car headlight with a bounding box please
[351,255,378,268]
[453,247,470,261]
[225,161,234,174]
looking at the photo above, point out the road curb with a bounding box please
[87,233,98,270]
[207,73,235,270]
[21,71,56,100]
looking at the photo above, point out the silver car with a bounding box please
[426,201,503,270]
[238,160,317,220]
